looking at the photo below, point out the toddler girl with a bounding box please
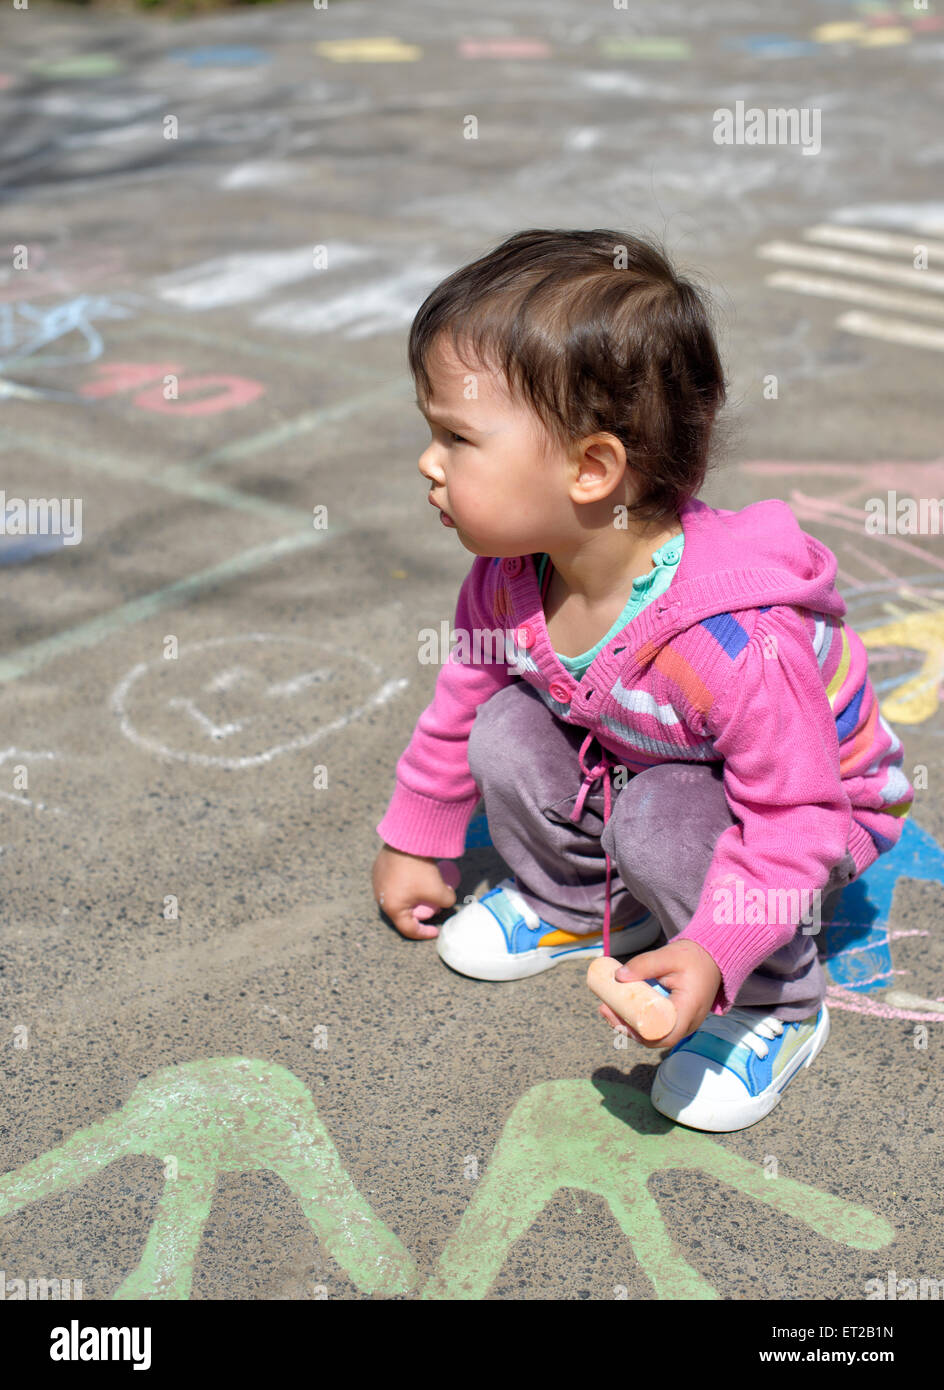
[372,228,913,1133]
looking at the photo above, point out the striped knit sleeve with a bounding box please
[375,555,516,859]
[805,609,913,863]
[672,603,855,1015]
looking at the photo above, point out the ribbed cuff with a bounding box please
[376,783,482,860]
[674,910,796,1016]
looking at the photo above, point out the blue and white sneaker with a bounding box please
[650,1003,830,1132]
[436,876,661,981]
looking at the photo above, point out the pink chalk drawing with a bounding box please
[79,361,264,415]
[80,363,178,397]
[132,374,264,416]
[458,38,552,58]
[721,461,944,1023]
[738,459,944,725]
[740,459,944,575]
[0,247,130,305]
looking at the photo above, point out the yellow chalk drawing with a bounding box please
[858,27,911,45]
[860,607,944,724]
[420,1079,894,1300]
[812,22,868,42]
[0,1060,895,1299]
[314,38,422,63]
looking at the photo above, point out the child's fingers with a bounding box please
[381,900,440,940]
[613,949,666,984]
[598,1002,640,1041]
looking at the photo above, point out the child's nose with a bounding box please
[418,443,444,483]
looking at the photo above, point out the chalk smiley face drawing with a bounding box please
[111,633,408,769]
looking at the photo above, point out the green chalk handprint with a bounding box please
[421,1078,896,1300]
[0,1056,416,1299]
[0,1060,894,1300]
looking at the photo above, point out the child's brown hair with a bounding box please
[408,228,728,525]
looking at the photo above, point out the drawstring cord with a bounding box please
[569,730,618,958]
[540,556,618,956]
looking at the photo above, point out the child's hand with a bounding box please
[597,939,722,1050]
[372,844,458,941]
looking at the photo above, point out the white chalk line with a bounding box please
[188,375,410,473]
[167,696,246,741]
[0,370,416,683]
[804,224,944,259]
[0,371,411,510]
[0,530,340,685]
[113,316,394,379]
[0,424,310,527]
[836,311,944,352]
[110,633,409,768]
[151,244,372,311]
[0,747,63,813]
[265,669,333,697]
[0,789,64,814]
[764,271,944,321]
[203,665,250,693]
[757,241,944,293]
[167,666,335,737]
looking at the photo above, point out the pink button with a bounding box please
[549,681,571,703]
[515,623,534,648]
[502,557,523,577]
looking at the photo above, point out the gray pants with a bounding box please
[467,681,859,1021]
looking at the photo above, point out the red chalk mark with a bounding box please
[458,38,551,58]
[132,373,264,416]
[80,362,182,397]
[80,362,264,414]
[0,247,128,304]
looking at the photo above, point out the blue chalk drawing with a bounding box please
[464,810,493,849]
[0,295,136,371]
[169,47,271,67]
[722,35,825,57]
[824,816,944,992]
[0,534,67,566]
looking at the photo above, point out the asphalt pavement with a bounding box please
[0,0,942,1314]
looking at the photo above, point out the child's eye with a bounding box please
[449,432,469,446]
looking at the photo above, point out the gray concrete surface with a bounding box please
[0,0,942,1313]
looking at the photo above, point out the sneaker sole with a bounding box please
[437,914,663,982]
[650,1004,830,1133]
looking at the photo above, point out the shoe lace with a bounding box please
[694,1008,785,1059]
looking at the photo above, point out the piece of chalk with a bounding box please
[437,860,461,889]
[587,957,677,1041]
[412,860,462,920]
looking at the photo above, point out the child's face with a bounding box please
[416,334,576,558]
